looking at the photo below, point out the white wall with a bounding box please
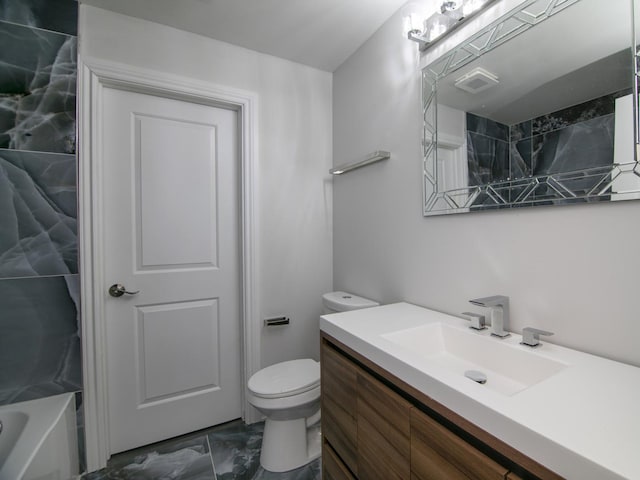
[79,5,333,366]
[333,5,640,367]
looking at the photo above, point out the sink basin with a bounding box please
[381,323,568,395]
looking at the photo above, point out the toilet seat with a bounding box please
[248,359,320,399]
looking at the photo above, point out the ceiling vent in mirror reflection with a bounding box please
[454,67,499,94]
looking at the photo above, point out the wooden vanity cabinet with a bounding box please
[320,333,563,480]
[357,370,411,479]
[411,408,507,480]
[321,338,359,475]
[323,440,356,480]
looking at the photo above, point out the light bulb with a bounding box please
[424,13,456,41]
[403,12,424,34]
[428,21,447,41]
[462,0,487,16]
[441,1,463,12]
[402,2,427,34]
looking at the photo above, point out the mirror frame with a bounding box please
[422,0,640,216]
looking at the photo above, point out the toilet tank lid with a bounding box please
[248,359,320,397]
[322,291,379,312]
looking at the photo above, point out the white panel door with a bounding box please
[102,87,241,454]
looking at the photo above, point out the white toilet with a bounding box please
[322,290,379,314]
[246,291,378,472]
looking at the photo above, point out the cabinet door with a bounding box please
[411,408,508,480]
[323,440,357,480]
[357,370,412,480]
[321,343,359,474]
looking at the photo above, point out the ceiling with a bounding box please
[79,0,409,72]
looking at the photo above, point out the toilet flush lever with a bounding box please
[108,284,140,297]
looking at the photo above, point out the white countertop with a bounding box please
[320,302,640,480]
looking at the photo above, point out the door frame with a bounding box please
[78,57,261,471]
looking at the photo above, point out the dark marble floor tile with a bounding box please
[251,459,321,480]
[0,149,77,278]
[0,0,78,36]
[84,435,215,480]
[209,420,264,479]
[0,21,76,153]
[209,420,321,480]
[0,274,81,405]
[83,420,321,480]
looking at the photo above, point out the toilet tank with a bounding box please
[322,291,379,314]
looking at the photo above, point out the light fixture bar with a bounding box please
[406,0,498,51]
[329,151,391,175]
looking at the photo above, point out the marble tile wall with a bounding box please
[466,91,625,208]
[0,0,80,407]
[466,113,510,206]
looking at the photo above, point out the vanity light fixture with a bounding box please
[404,0,496,50]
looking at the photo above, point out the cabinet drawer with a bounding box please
[357,371,411,480]
[321,342,359,474]
[322,343,358,415]
[323,396,358,475]
[323,440,356,480]
[411,408,508,480]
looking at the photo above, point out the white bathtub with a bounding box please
[0,393,78,480]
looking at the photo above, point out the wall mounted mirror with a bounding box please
[422,0,639,215]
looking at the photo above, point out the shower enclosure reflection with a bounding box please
[422,0,638,215]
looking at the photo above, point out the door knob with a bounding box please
[108,284,140,297]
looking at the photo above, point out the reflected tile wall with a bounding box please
[530,92,619,136]
[513,93,621,180]
[466,113,510,187]
[466,113,510,207]
[466,90,623,208]
[532,115,614,176]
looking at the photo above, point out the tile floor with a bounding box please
[82,420,321,480]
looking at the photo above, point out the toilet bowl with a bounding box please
[247,291,378,472]
[247,359,321,472]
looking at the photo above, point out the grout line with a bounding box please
[205,435,217,480]
[0,18,77,39]
[0,147,77,158]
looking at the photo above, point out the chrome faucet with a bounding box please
[521,327,553,347]
[461,311,487,330]
[469,295,510,338]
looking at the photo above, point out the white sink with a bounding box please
[382,322,568,396]
[321,302,640,478]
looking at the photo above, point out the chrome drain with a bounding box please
[464,370,487,384]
